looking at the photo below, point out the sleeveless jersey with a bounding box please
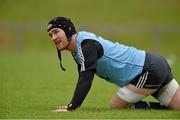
[73,31,145,87]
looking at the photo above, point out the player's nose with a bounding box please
[52,34,57,41]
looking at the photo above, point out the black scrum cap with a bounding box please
[47,16,76,39]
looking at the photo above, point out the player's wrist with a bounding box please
[67,103,73,111]
[67,103,78,111]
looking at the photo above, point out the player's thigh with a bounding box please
[110,84,157,109]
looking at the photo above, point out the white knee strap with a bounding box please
[117,86,145,103]
[157,79,179,106]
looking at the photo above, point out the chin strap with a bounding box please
[56,48,66,71]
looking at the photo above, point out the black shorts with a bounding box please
[130,52,173,89]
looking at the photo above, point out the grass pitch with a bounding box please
[0,51,180,119]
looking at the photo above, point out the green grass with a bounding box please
[0,51,180,119]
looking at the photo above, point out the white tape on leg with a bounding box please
[117,86,145,103]
[157,79,179,106]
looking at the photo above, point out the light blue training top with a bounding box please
[73,31,146,87]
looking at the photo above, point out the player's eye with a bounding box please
[54,30,59,34]
[48,33,52,37]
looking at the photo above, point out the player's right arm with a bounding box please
[67,40,99,111]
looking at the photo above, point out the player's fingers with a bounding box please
[56,105,68,109]
[52,108,69,112]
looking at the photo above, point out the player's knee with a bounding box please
[109,95,130,109]
[109,97,121,109]
[109,101,128,109]
[109,101,118,109]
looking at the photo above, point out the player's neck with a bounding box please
[66,33,77,53]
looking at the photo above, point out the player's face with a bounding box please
[48,28,69,50]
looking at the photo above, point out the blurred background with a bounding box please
[0,0,180,118]
[0,0,180,55]
[1,0,179,75]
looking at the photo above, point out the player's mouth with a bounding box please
[55,40,61,45]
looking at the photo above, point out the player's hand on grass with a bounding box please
[52,105,69,112]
